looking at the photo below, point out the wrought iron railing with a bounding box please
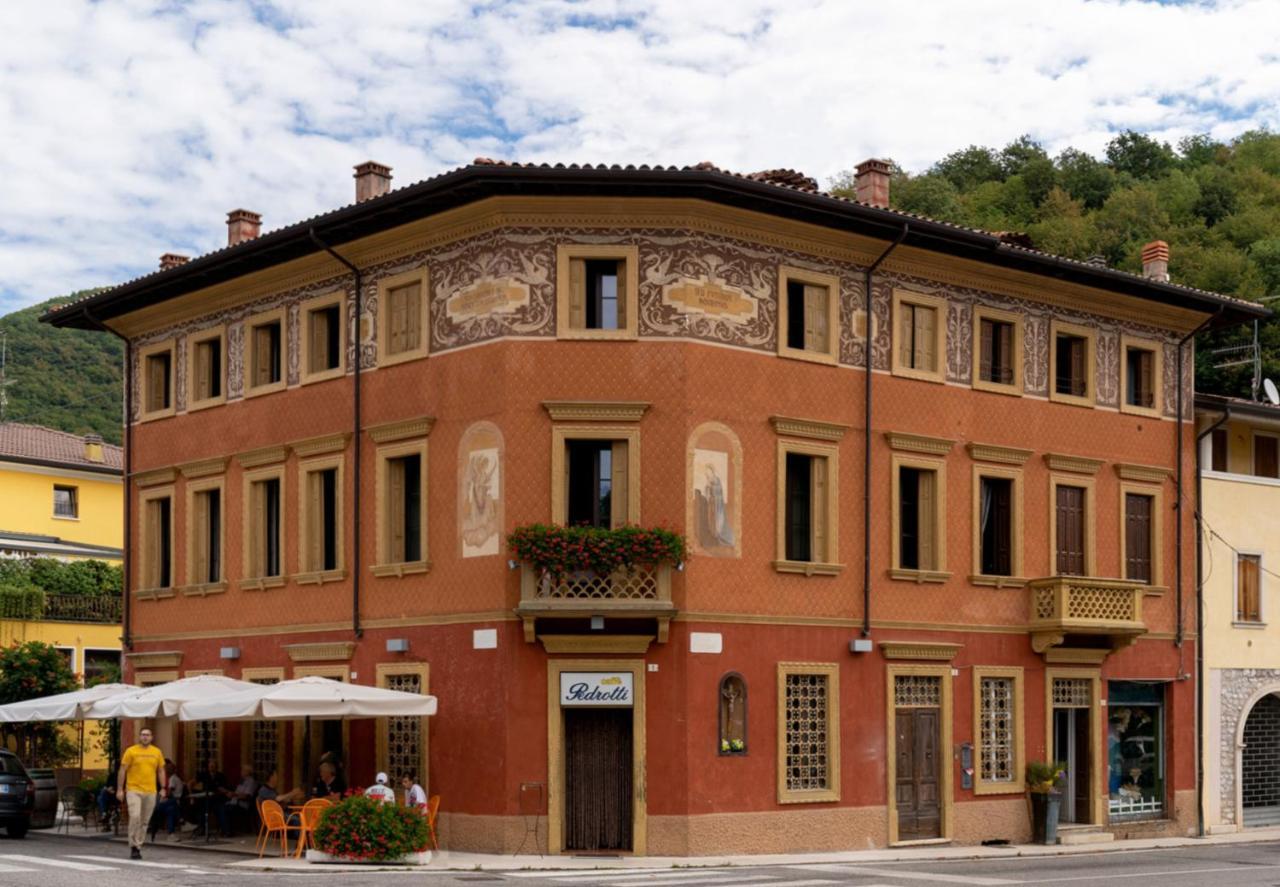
[41,594,123,624]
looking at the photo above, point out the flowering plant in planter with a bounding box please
[1026,760,1067,794]
[507,524,686,578]
[311,795,431,862]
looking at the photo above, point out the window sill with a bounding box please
[51,514,81,522]
[301,367,346,385]
[377,348,429,368]
[1233,621,1268,629]
[295,569,347,586]
[777,789,840,805]
[187,396,226,413]
[972,781,1026,796]
[1120,402,1162,419]
[239,575,287,592]
[244,381,286,399]
[972,378,1022,397]
[558,328,638,341]
[889,568,951,584]
[890,365,945,384]
[969,574,1028,588]
[777,346,839,367]
[772,560,844,576]
[717,749,749,757]
[134,587,176,601]
[371,560,431,578]
[1141,585,1168,596]
[1049,391,1094,409]
[138,408,176,423]
[179,582,228,598]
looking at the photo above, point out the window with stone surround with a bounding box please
[973,667,1024,795]
[777,267,840,365]
[777,662,840,804]
[556,244,640,340]
[189,327,225,410]
[299,455,344,579]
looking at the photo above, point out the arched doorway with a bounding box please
[1242,694,1280,827]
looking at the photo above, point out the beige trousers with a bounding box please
[125,790,157,849]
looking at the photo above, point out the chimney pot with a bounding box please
[227,209,262,246]
[854,158,893,209]
[159,253,189,270]
[1141,240,1170,283]
[83,433,104,463]
[354,161,393,203]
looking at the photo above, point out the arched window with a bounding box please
[718,673,747,754]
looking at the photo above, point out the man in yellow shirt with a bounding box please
[118,727,166,859]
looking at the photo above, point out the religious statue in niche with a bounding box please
[687,423,742,558]
[459,422,503,558]
[719,673,747,754]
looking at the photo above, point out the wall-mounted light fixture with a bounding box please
[590,616,605,631]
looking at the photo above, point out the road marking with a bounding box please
[66,854,209,872]
[1032,864,1280,883]
[798,865,1018,885]
[0,854,117,871]
[592,878,779,887]
[556,873,753,883]
[507,872,730,880]
[0,863,39,873]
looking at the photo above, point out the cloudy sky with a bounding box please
[1,0,1278,314]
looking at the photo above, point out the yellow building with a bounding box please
[0,422,123,771]
[1198,394,1280,832]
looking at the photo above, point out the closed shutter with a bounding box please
[1239,555,1262,622]
[306,471,322,571]
[1257,436,1279,478]
[610,441,628,528]
[146,499,162,587]
[997,321,1013,383]
[148,355,166,411]
[195,343,211,402]
[254,326,272,387]
[388,458,406,563]
[803,285,828,352]
[914,305,936,372]
[388,288,407,355]
[194,493,209,585]
[1070,338,1086,396]
[310,310,328,373]
[979,319,993,381]
[899,305,915,368]
[992,479,1012,575]
[810,456,828,563]
[1139,351,1154,407]
[249,483,264,577]
[1124,493,1152,583]
[614,260,628,330]
[569,258,587,330]
[916,469,935,570]
[1056,486,1085,575]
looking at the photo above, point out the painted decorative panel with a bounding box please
[686,422,743,559]
[1023,314,1049,396]
[946,301,973,384]
[1096,330,1120,408]
[458,421,504,558]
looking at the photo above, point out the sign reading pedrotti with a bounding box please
[559,672,634,707]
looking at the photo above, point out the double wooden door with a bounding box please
[895,708,941,840]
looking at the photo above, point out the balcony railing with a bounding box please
[1028,576,1147,654]
[42,594,123,624]
[516,563,675,642]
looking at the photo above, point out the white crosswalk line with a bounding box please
[771,881,840,886]
[0,854,117,871]
[559,872,749,884]
[796,864,1018,885]
[594,878,779,887]
[66,853,207,871]
[506,871,719,880]
[0,863,39,873]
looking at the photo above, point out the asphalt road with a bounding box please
[3,831,1280,886]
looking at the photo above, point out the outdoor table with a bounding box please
[185,791,223,844]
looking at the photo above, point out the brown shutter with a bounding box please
[610,441,628,528]
[400,284,422,352]
[307,471,321,571]
[916,469,935,570]
[1070,338,1086,396]
[914,306,936,372]
[1257,436,1279,478]
[804,285,828,352]
[979,319,993,382]
[1124,493,1152,584]
[388,458,406,563]
[310,310,327,373]
[148,356,165,411]
[195,343,210,402]
[1056,486,1085,575]
[613,260,628,330]
[1139,351,1154,407]
[1239,555,1261,622]
[254,326,271,387]
[569,258,586,330]
[1212,428,1228,473]
[194,493,209,585]
[899,305,915,367]
[998,321,1013,384]
[388,289,406,355]
[250,482,265,577]
[810,456,829,563]
[146,500,161,586]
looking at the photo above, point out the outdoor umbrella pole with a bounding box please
[303,715,311,787]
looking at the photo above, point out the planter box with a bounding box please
[305,849,432,866]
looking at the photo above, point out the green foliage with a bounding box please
[1105,130,1177,180]
[1026,760,1067,794]
[0,641,80,767]
[0,291,122,444]
[0,557,121,596]
[0,584,46,619]
[312,795,432,861]
[506,524,687,577]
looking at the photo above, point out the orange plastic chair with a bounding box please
[254,798,267,855]
[424,795,440,850]
[258,799,298,858]
[293,798,332,857]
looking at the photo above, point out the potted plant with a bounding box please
[308,795,433,865]
[507,524,686,580]
[1026,760,1066,845]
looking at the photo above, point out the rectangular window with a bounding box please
[145,351,172,413]
[192,487,222,584]
[386,283,422,357]
[53,485,78,518]
[143,494,173,589]
[1255,434,1279,478]
[250,319,283,389]
[1055,484,1087,575]
[1125,346,1155,409]
[979,477,1012,576]
[387,454,422,563]
[1211,428,1228,473]
[785,280,831,353]
[1108,681,1166,820]
[777,664,840,804]
[1124,493,1154,584]
[307,303,342,374]
[307,467,339,572]
[973,667,1024,795]
[898,466,938,571]
[557,245,639,339]
[783,452,830,564]
[979,317,1015,385]
[566,439,627,529]
[247,475,283,579]
[193,336,223,403]
[900,303,939,373]
[83,649,121,685]
[1237,554,1262,623]
[1055,333,1088,397]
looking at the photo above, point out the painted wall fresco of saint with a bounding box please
[686,422,743,559]
[458,421,504,559]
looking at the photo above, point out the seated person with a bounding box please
[260,769,306,806]
[151,759,186,840]
[310,762,346,801]
[193,759,232,837]
[400,773,426,809]
[98,769,120,832]
[364,772,395,804]
[226,764,259,834]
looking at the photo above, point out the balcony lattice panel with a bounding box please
[536,570,660,601]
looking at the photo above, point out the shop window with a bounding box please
[1108,682,1166,820]
[190,329,225,409]
[1254,433,1279,479]
[777,663,840,803]
[891,290,946,382]
[1237,554,1262,624]
[53,484,78,519]
[777,267,840,365]
[1211,428,1228,473]
[556,245,639,340]
[718,674,747,755]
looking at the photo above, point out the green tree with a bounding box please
[1056,148,1116,209]
[1105,130,1177,180]
[0,641,79,766]
[1178,133,1225,168]
[932,145,1004,191]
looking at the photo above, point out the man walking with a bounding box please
[117,727,166,859]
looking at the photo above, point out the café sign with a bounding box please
[560,672,634,708]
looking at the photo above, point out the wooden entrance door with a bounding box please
[564,708,633,852]
[895,708,942,840]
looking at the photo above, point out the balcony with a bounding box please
[0,592,123,624]
[1028,576,1147,656]
[516,563,676,643]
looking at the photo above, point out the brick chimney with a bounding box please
[854,158,892,208]
[227,209,262,246]
[83,433,104,463]
[1141,240,1169,282]
[354,161,392,203]
[159,253,189,270]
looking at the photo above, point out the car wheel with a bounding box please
[7,822,28,839]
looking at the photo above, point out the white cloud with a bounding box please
[0,0,1277,313]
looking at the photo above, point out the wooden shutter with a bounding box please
[145,499,161,587]
[147,355,166,411]
[1239,555,1261,622]
[306,471,322,571]
[310,310,328,373]
[249,482,263,577]
[569,259,587,330]
[1139,351,1154,407]
[406,285,423,351]
[914,306,936,372]
[803,285,828,352]
[1212,428,1228,473]
[916,469,935,570]
[899,305,915,367]
[997,322,1013,383]
[610,441,628,528]
[992,479,1012,575]
[254,326,272,387]
[810,456,828,562]
[1056,486,1085,575]
[1257,436,1280,478]
[979,319,994,381]
[1070,338,1086,396]
[1124,493,1152,583]
[388,458,406,563]
[195,343,211,402]
[194,492,209,585]
[614,260,628,330]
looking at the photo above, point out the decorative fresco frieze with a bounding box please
[945,301,973,384]
[225,322,244,401]
[1096,330,1121,408]
[174,335,188,413]
[1023,314,1050,396]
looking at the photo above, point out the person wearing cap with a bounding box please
[364,772,396,804]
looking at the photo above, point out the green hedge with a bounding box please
[0,558,121,596]
[0,585,46,619]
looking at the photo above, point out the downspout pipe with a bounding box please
[309,229,363,638]
[862,223,909,637]
[1194,406,1231,838]
[85,309,132,650]
[1175,311,1219,647]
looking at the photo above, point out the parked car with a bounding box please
[0,750,33,838]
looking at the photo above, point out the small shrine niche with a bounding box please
[718,673,747,755]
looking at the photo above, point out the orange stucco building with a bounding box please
[46,160,1263,854]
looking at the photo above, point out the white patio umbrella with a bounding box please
[0,683,140,723]
[176,675,438,721]
[84,674,259,719]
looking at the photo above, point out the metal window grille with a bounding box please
[979,677,1014,782]
[249,677,279,780]
[1052,678,1091,708]
[894,674,941,708]
[784,673,829,791]
[195,720,219,770]
[385,673,422,783]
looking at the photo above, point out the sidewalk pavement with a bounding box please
[45,818,1280,873]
